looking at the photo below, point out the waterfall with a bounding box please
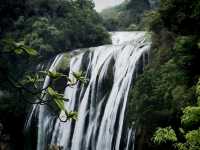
[25,32,151,150]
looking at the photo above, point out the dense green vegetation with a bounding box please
[0,0,110,60]
[127,0,200,150]
[0,0,110,149]
[101,0,159,31]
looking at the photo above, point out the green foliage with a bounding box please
[159,0,200,35]
[127,58,193,127]
[181,106,200,128]
[47,87,65,110]
[67,111,78,120]
[39,70,86,121]
[41,71,67,80]
[175,143,188,150]
[100,2,128,30]
[181,80,200,130]
[72,71,88,84]
[0,0,110,111]
[46,86,77,122]
[185,128,200,149]
[127,1,200,150]
[173,37,196,69]
[101,0,159,31]
[152,79,200,150]
[153,125,200,150]
[2,38,38,56]
[1,0,111,61]
[142,10,163,31]
[152,127,177,144]
[20,73,43,88]
[0,1,107,147]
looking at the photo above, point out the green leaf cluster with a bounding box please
[47,87,65,111]
[152,127,177,144]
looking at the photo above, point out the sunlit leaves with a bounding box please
[152,107,200,150]
[72,71,88,84]
[42,70,87,122]
[175,143,187,150]
[47,87,78,122]
[40,70,88,86]
[40,71,67,80]
[47,87,65,111]
[185,128,200,148]
[181,106,200,128]
[152,127,177,144]
[174,128,200,150]
[67,111,78,120]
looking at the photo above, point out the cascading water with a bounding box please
[25,32,151,150]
